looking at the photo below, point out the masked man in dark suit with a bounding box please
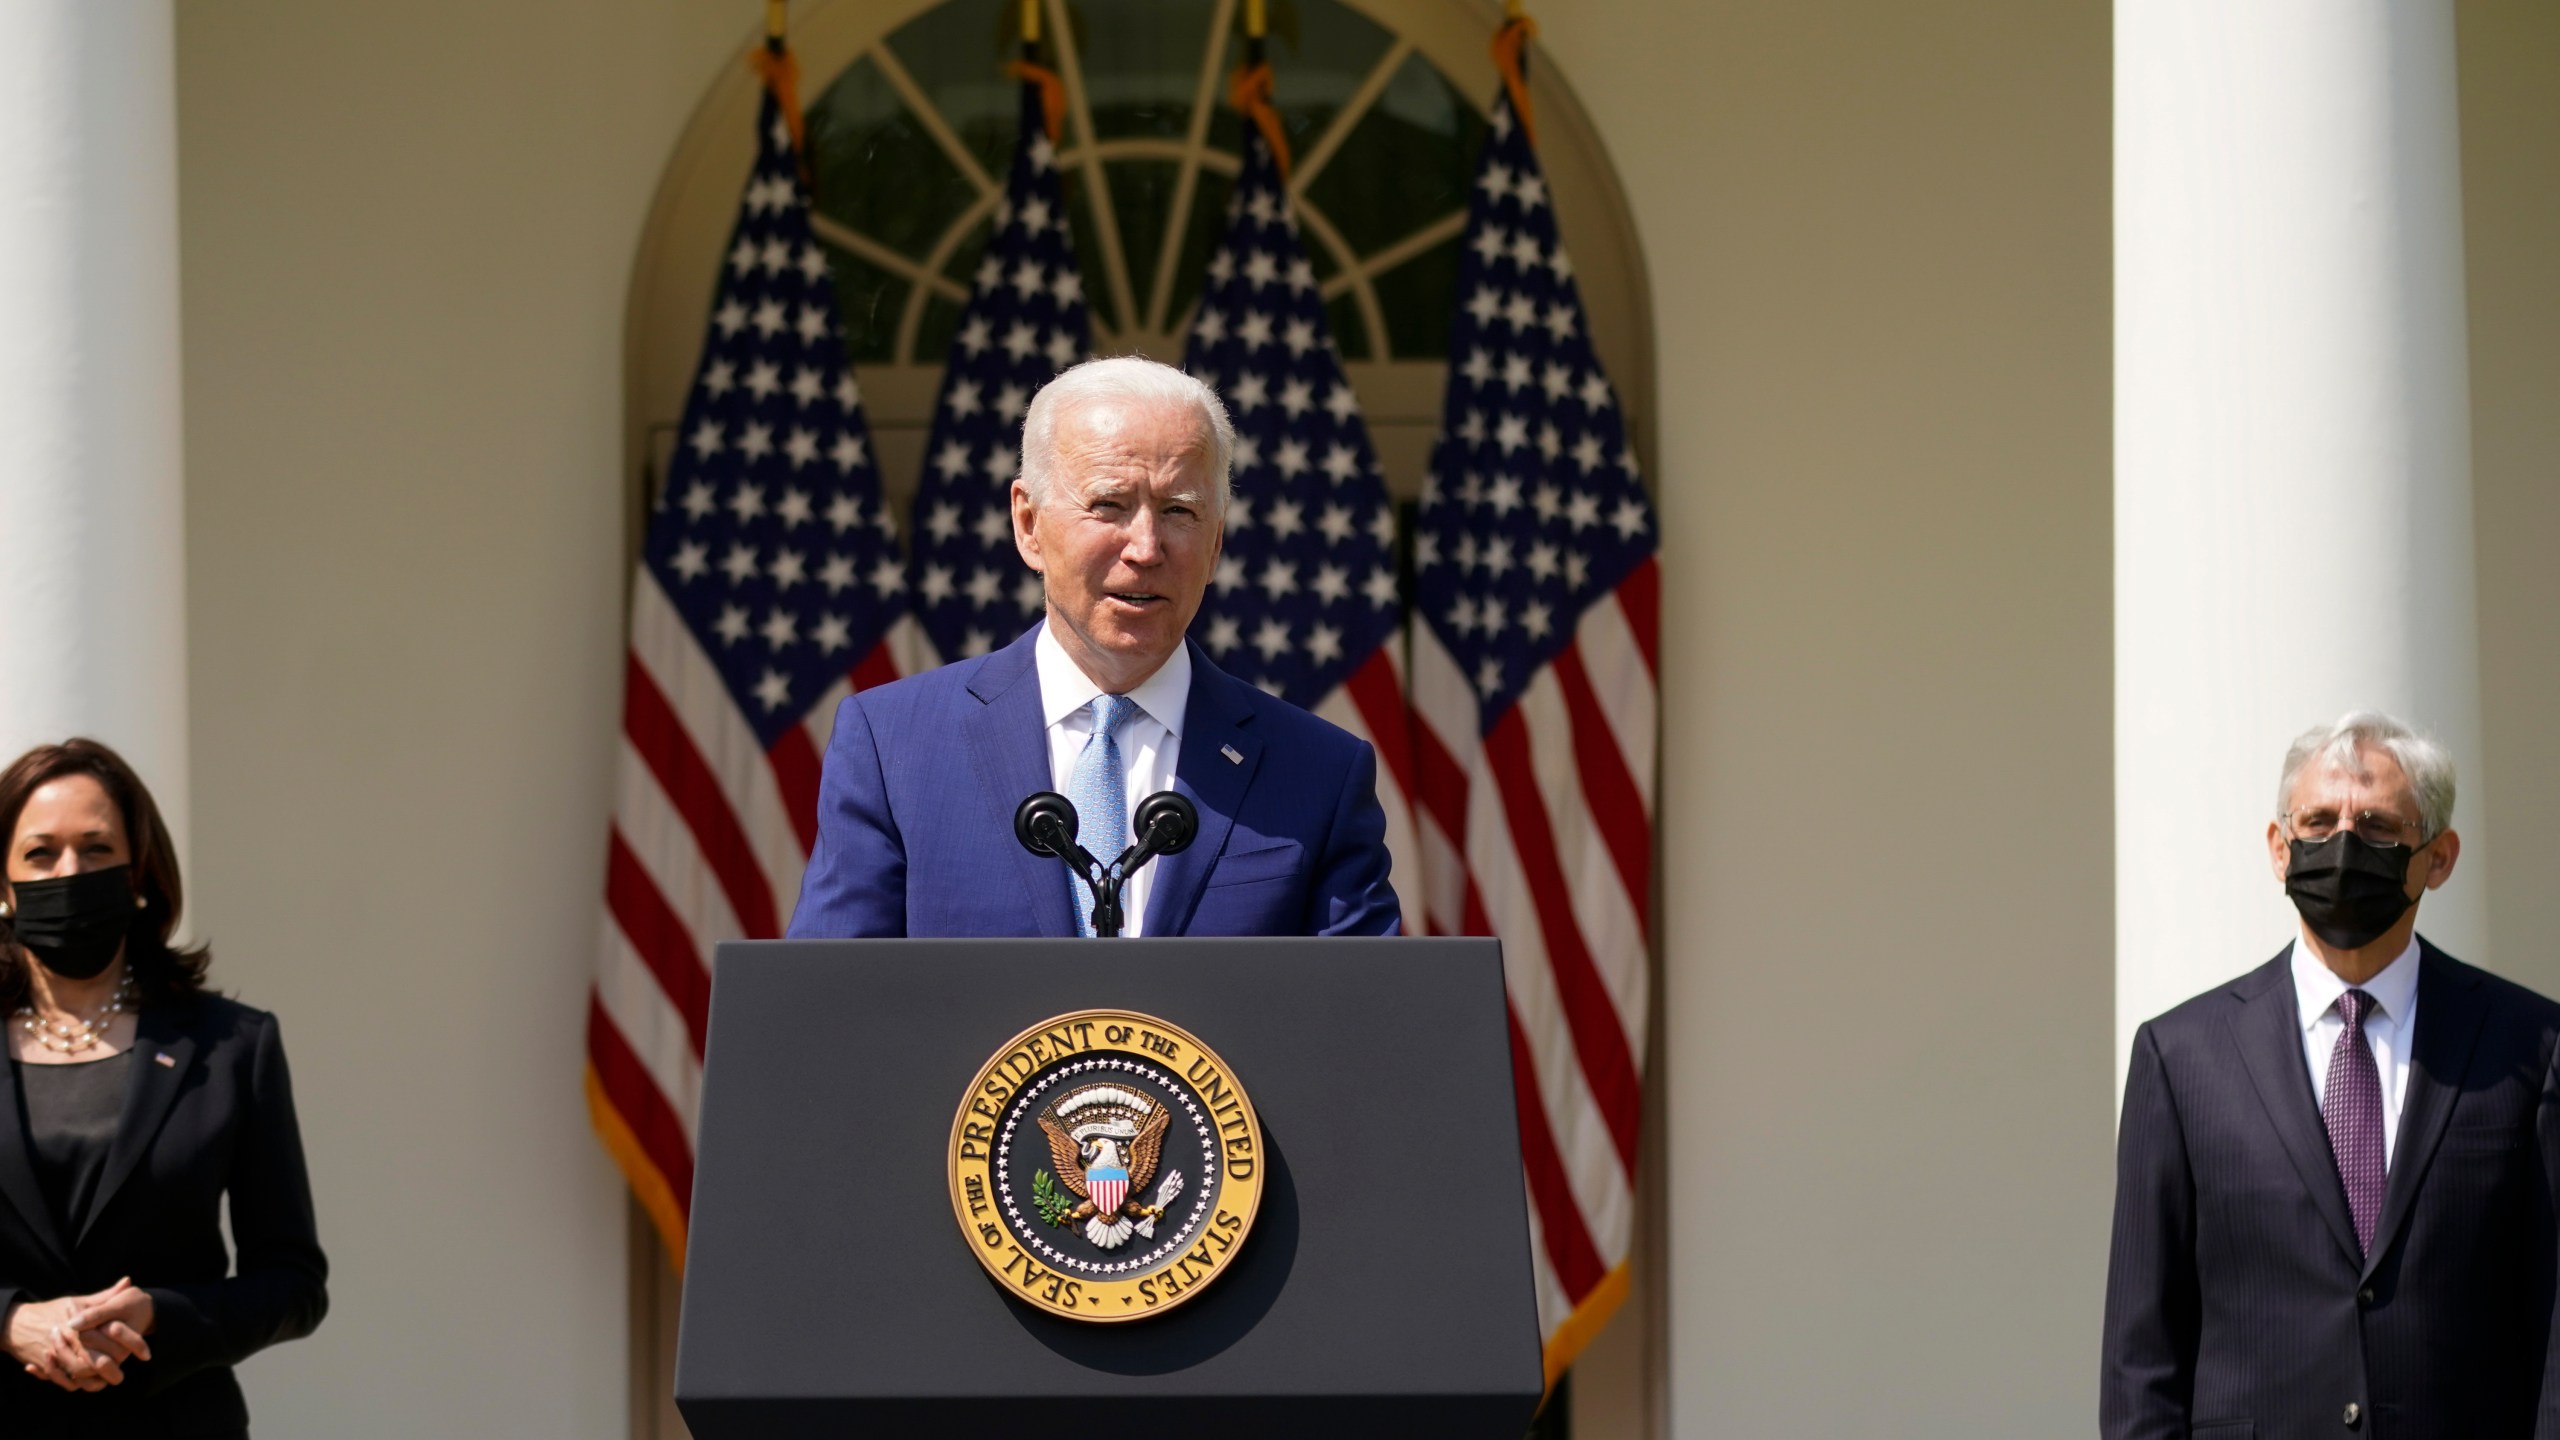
[788,357,1400,940]
[2103,711,2560,1439]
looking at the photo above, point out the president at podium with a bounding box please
[787,357,1401,940]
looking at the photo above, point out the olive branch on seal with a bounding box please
[1031,1169,1075,1227]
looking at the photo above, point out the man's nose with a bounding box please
[1121,510,1162,564]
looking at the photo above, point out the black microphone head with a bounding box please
[1014,791,1079,857]
[1133,791,1198,855]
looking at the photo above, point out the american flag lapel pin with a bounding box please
[154,1052,175,1068]
[1221,744,1242,765]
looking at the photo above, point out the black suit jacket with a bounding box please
[2103,941,2560,1439]
[0,994,328,1438]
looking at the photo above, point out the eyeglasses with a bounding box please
[2282,807,2426,849]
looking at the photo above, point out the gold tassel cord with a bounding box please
[1227,61,1292,179]
[747,43,809,163]
[1009,58,1068,143]
[1491,14,1538,148]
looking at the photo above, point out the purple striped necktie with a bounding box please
[2322,988,2387,1255]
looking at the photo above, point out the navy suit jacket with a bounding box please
[787,628,1401,938]
[2102,940,2560,1440]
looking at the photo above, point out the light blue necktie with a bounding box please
[1067,694,1138,936]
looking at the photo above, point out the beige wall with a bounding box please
[176,2,748,1433]
[2465,0,2560,1001]
[1548,1,2118,1433]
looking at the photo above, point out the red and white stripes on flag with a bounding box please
[1409,23,1660,1383]
[1410,567,1658,1377]
[587,53,913,1267]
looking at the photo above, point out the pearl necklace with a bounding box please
[17,972,136,1056]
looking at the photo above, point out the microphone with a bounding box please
[1013,791,1079,858]
[1012,790,1198,937]
[1129,792,1197,860]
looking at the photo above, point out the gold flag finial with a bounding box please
[1021,0,1041,44]
[1246,0,1267,39]
[764,0,785,41]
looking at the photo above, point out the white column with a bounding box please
[0,2,189,859]
[2117,0,2481,1075]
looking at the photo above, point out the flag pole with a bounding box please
[1009,0,1065,139]
[1492,4,1538,145]
[1232,0,1289,174]
[750,0,808,181]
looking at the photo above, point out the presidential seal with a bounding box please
[949,1010,1264,1322]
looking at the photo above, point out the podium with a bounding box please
[674,936,1544,1438]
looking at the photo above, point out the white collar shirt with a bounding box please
[2291,931,2422,1169]
[1033,624,1190,937]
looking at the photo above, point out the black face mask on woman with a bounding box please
[2285,832,2420,951]
[8,865,139,981]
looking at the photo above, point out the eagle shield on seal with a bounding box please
[1036,1084,1175,1249]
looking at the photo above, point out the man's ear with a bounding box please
[2419,827,2461,893]
[1011,482,1044,572]
[2266,820,2291,886]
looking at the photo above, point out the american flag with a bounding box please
[1179,98,1420,934]
[586,73,909,1265]
[1408,69,1660,1380]
[907,67,1092,666]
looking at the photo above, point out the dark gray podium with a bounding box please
[674,936,1543,1438]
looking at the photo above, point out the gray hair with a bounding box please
[2276,710,2458,841]
[1016,356,1234,517]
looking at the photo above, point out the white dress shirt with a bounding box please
[1033,624,1190,937]
[2291,931,2420,1169]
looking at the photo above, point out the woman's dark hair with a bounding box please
[0,737,212,1010]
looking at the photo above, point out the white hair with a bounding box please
[2276,710,2458,841]
[1016,356,1234,516]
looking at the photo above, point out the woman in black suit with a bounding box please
[0,738,326,1437]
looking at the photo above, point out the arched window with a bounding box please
[621,4,1652,1435]
[627,0,1650,519]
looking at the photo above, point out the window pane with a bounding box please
[1299,49,1484,257]
[1373,232,1462,359]
[1158,166,1233,330]
[1062,175,1123,333]
[808,57,977,259]
[822,246,913,363]
[1327,290,1372,361]
[914,293,965,365]
[885,2,1019,181]
[1066,0,1214,141]
[1108,159,1184,327]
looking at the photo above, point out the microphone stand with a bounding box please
[1014,791,1200,937]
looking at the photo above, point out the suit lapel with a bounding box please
[964,630,1077,938]
[80,1003,195,1246]
[2360,942,2490,1283]
[0,1049,72,1271]
[1144,645,1261,937]
[2230,948,2363,1269]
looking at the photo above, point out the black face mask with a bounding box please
[2285,832,2421,951]
[8,865,138,981]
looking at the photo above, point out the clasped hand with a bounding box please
[5,1277,154,1391]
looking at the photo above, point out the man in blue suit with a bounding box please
[788,357,1401,940]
